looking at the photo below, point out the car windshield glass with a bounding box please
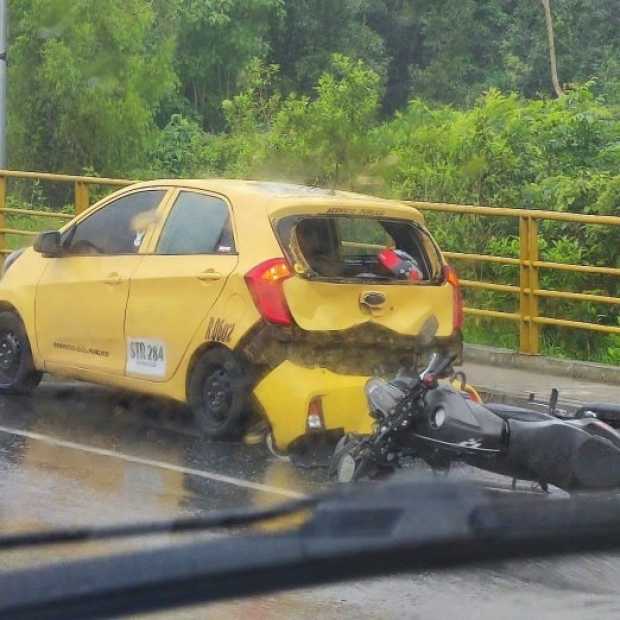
[280,215,442,282]
[64,190,165,255]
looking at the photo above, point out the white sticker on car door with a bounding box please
[127,338,166,378]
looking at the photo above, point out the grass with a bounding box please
[3,205,72,251]
[464,317,620,365]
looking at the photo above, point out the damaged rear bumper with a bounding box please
[253,361,374,450]
[243,323,462,451]
[240,322,463,376]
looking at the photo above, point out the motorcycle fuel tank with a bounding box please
[415,386,506,453]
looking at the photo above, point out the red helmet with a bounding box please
[378,248,423,282]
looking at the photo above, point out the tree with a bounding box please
[407,0,508,106]
[363,0,424,113]
[540,0,564,97]
[267,0,387,98]
[148,114,208,177]
[216,55,382,186]
[8,0,177,175]
[172,0,285,131]
[499,0,619,99]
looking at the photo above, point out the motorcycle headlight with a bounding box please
[365,378,404,418]
[430,407,446,429]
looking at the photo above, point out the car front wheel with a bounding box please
[188,347,250,440]
[0,311,42,395]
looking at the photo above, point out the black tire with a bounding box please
[188,347,251,440]
[329,434,356,480]
[329,435,369,482]
[0,311,42,395]
[329,434,397,482]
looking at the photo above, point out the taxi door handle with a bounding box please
[197,270,223,282]
[103,273,124,285]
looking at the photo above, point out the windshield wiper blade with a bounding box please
[3,480,620,620]
[0,494,321,551]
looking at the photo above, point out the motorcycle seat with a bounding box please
[485,403,554,423]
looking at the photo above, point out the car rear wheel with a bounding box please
[188,348,250,440]
[0,311,42,395]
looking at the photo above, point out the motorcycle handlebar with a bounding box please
[420,352,457,383]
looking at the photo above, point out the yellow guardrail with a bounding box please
[0,169,133,257]
[408,200,620,354]
[0,169,617,356]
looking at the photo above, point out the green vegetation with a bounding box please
[5,0,620,363]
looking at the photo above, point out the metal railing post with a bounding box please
[519,216,540,354]
[74,181,89,214]
[527,217,540,354]
[519,216,529,352]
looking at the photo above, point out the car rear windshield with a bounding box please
[276,215,443,283]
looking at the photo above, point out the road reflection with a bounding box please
[0,381,321,537]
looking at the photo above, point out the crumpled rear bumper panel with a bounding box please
[253,361,374,450]
[240,323,463,377]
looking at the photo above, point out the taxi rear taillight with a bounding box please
[306,396,325,432]
[245,258,294,326]
[443,264,464,331]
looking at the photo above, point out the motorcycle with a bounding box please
[330,346,620,493]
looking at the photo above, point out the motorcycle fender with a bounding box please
[253,361,374,450]
[507,418,620,490]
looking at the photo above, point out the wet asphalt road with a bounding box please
[1,379,620,619]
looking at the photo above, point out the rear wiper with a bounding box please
[3,479,620,620]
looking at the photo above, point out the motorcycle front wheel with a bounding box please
[329,434,395,483]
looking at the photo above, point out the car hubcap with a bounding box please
[0,330,21,380]
[203,369,233,422]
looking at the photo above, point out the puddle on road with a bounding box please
[0,381,322,538]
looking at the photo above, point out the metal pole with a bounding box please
[0,0,7,168]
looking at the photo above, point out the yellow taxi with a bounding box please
[0,180,463,450]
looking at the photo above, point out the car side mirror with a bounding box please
[34,231,63,257]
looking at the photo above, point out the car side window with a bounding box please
[157,192,235,255]
[63,190,166,256]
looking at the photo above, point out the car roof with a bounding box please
[128,179,423,222]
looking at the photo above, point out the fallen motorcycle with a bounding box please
[330,350,620,492]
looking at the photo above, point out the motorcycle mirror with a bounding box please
[422,352,458,382]
[419,315,439,347]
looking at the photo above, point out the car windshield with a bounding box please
[0,1,619,618]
